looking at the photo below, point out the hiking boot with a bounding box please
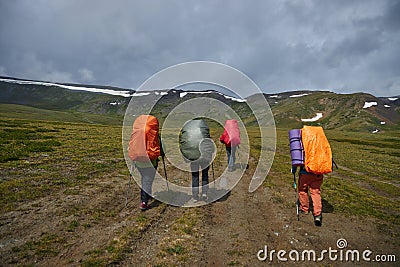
[202,193,207,201]
[192,195,200,203]
[314,214,322,226]
[300,210,309,215]
[140,202,149,211]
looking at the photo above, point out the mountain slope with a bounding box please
[254,91,400,132]
[0,77,132,115]
[1,77,399,132]
[0,77,246,117]
[0,104,122,125]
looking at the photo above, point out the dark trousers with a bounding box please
[191,161,209,197]
[137,167,156,203]
[226,146,237,169]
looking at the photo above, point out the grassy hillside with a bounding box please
[0,112,398,265]
[0,104,122,125]
[263,91,400,131]
[0,80,130,115]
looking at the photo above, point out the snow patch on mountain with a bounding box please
[216,92,246,102]
[301,112,323,122]
[178,90,246,102]
[289,93,310,98]
[0,78,133,97]
[363,102,377,109]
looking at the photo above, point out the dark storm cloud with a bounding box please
[0,0,399,96]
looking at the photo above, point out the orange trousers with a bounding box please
[298,173,323,216]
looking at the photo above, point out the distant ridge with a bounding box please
[255,91,400,131]
[0,76,398,132]
[0,76,134,97]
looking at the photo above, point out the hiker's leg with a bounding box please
[298,173,311,213]
[309,174,323,216]
[191,162,200,198]
[231,146,236,168]
[138,167,156,203]
[201,163,210,194]
[138,168,148,203]
[226,146,232,165]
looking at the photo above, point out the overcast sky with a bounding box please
[0,0,399,96]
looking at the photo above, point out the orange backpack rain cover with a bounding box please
[128,115,160,161]
[301,126,332,174]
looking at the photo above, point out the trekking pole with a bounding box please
[213,140,223,188]
[125,163,135,208]
[211,162,215,188]
[236,145,242,170]
[236,145,248,170]
[162,157,169,191]
[293,172,300,221]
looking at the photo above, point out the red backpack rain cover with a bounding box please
[220,119,241,147]
[128,115,160,161]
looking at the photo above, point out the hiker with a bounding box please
[220,119,241,172]
[128,115,164,211]
[291,166,323,226]
[179,119,214,201]
[289,126,334,226]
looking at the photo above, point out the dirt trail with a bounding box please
[2,120,398,266]
[200,168,399,266]
[1,166,398,266]
[120,204,176,266]
[203,172,278,266]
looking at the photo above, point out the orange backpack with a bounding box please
[301,126,332,174]
[128,115,160,161]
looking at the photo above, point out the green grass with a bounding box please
[174,211,197,235]
[11,234,65,260]
[3,117,396,223]
[165,245,185,255]
[0,118,125,213]
[1,114,399,265]
[67,220,80,232]
[0,124,61,162]
[328,132,400,181]
[0,104,122,125]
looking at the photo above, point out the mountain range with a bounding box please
[1,76,399,132]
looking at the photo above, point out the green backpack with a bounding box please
[179,119,214,162]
